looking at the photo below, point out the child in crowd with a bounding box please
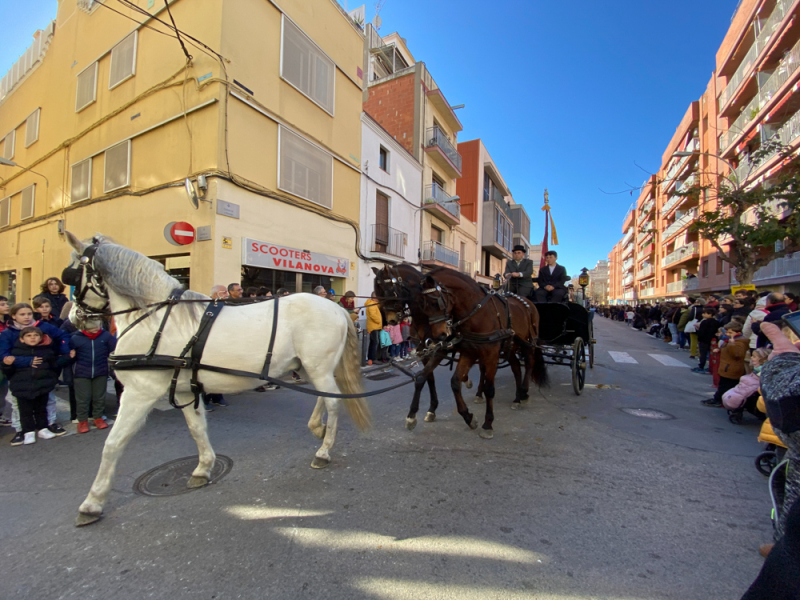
[400,318,411,358]
[702,321,749,407]
[722,347,771,411]
[0,303,70,445]
[32,297,62,328]
[384,322,402,360]
[70,318,116,434]
[692,307,718,374]
[2,327,74,445]
[0,296,10,426]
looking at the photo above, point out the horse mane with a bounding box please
[428,266,482,290]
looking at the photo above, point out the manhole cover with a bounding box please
[620,408,675,420]
[367,371,399,381]
[134,455,233,497]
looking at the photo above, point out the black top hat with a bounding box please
[512,245,526,253]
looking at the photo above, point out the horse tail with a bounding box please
[532,345,549,388]
[335,315,372,431]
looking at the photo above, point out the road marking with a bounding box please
[608,351,638,364]
[648,354,691,367]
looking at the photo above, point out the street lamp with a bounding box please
[0,157,50,191]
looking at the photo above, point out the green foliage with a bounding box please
[682,140,800,284]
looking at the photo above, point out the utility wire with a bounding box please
[163,0,192,61]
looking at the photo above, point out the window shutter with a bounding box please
[375,193,389,245]
[20,185,35,220]
[0,197,9,228]
[2,130,15,160]
[71,159,92,203]
[278,127,332,208]
[281,17,335,115]
[104,140,130,192]
[25,108,39,147]
[109,32,137,89]
[76,62,98,112]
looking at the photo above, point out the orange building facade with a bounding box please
[607,0,800,303]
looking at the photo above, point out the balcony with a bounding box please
[424,126,462,178]
[676,174,697,192]
[661,242,699,268]
[663,208,698,240]
[421,240,459,268]
[622,242,634,259]
[424,182,461,225]
[740,106,800,182]
[622,274,634,286]
[719,41,760,110]
[369,224,406,259]
[731,253,800,283]
[622,228,634,247]
[640,200,654,216]
[682,277,700,291]
[640,288,656,298]
[482,189,513,259]
[661,194,685,216]
[720,32,800,153]
[666,281,684,294]
[622,257,634,272]
[459,260,473,276]
[637,263,654,280]
[623,291,634,300]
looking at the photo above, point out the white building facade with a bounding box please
[356,112,423,299]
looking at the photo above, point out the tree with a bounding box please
[685,140,800,286]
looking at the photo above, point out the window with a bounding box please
[278,126,333,208]
[716,255,724,274]
[25,109,39,147]
[281,16,335,115]
[702,259,709,278]
[379,146,389,172]
[71,159,92,202]
[431,225,443,244]
[76,62,98,112]
[2,130,15,160]
[109,32,137,89]
[104,140,131,192]
[20,185,34,220]
[0,197,9,228]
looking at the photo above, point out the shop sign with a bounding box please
[243,238,349,277]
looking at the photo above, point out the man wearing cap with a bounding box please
[534,250,569,303]
[503,245,534,299]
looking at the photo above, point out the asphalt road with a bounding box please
[1,316,772,600]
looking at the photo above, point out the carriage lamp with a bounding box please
[578,268,590,290]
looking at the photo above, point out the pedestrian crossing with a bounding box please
[606,351,692,367]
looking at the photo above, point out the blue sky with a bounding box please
[1,0,738,276]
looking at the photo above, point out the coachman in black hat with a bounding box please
[503,245,534,299]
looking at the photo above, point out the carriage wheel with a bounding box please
[571,338,586,396]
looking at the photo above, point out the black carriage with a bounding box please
[534,302,595,395]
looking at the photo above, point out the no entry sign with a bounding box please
[169,222,195,245]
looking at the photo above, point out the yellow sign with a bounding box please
[731,284,756,294]
[222,236,232,249]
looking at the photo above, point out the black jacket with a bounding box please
[504,258,534,296]
[2,339,71,400]
[753,302,792,347]
[536,264,568,290]
[696,318,719,344]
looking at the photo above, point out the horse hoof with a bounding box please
[520,397,530,405]
[468,416,479,430]
[474,396,485,404]
[424,412,436,422]
[406,417,417,431]
[511,402,520,411]
[311,456,330,469]
[479,428,494,440]
[187,475,209,489]
[465,379,473,389]
[75,512,102,527]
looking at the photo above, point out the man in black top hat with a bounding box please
[503,245,534,299]
[534,250,569,303]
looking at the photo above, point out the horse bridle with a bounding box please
[378,265,414,319]
[62,241,111,319]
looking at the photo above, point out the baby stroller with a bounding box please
[755,395,787,476]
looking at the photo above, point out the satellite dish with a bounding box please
[373,14,381,29]
[185,178,199,210]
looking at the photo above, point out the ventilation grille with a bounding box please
[76,63,97,112]
[281,17,335,114]
[279,127,332,209]
[104,140,130,192]
[25,109,40,147]
[109,32,137,89]
[71,159,92,203]
[20,185,35,220]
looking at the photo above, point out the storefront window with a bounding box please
[0,270,16,304]
[301,273,332,294]
[242,267,297,294]
[153,255,190,289]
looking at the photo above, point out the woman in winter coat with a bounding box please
[743,296,769,351]
[722,348,771,410]
[38,278,69,320]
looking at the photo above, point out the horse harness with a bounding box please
[63,244,418,410]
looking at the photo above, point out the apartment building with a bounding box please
[605,0,800,302]
[0,0,364,302]
[362,25,478,278]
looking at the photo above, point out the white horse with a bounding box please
[64,233,370,527]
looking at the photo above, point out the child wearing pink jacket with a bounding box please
[722,348,771,410]
[384,323,402,359]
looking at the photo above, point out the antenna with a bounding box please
[373,0,386,29]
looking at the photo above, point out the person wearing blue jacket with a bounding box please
[70,319,116,434]
[0,303,69,445]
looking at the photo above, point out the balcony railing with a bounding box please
[661,242,699,267]
[622,258,634,271]
[719,40,760,110]
[666,281,684,294]
[421,240,459,267]
[622,228,634,246]
[623,291,634,300]
[622,274,634,286]
[741,106,800,181]
[484,186,512,219]
[622,243,634,258]
[676,174,697,192]
[682,277,700,291]
[638,264,654,279]
[732,253,800,283]
[369,224,405,259]
[425,182,461,220]
[663,208,698,240]
[459,260,472,276]
[425,127,462,172]
[721,31,800,152]
[640,288,656,298]
[640,200,654,216]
